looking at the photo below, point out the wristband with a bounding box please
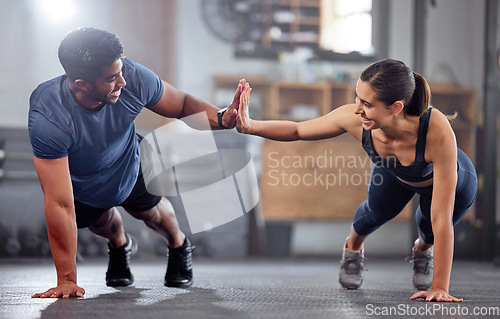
[217,107,229,129]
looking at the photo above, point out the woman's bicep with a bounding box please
[297,104,360,141]
[428,112,458,223]
[431,155,457,221]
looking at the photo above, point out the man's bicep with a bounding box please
[33,156,74,206]
[147,80,187,118]
[29,112,71,159]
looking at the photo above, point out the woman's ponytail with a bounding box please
[408,72,457,120]
[405,72,431,116]
[361,59,457,120]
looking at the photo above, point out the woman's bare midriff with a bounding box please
[397,177,434,188]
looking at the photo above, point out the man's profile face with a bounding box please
[87,58,126,105]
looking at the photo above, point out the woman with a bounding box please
[236,59,477,302]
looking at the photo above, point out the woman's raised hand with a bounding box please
[236,82,253,134]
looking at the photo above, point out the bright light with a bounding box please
[35,0,77,24]
[320,0,374,55]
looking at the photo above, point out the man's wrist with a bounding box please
[217,107,229,129]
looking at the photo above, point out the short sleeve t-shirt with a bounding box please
[28,58,164,208]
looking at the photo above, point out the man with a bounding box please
[29,27,244,298]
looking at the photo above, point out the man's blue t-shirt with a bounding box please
[28,58,164,208]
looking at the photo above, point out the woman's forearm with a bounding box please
[244,119,301,141]
[430,221,454,292]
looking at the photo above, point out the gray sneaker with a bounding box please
[411,247,433,290]
[339,245,366,290]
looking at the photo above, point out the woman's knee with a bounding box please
[415,208,434,244]
[352,201,385,236]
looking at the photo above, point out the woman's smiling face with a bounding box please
[353,79,394,130]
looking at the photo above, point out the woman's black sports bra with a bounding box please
[361,108,434,182]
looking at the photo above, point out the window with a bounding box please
[230,0,388,61]
[320,0,374,55]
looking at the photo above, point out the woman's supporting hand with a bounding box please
[410,288,463,302]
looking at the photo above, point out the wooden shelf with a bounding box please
[212,77,477,221]
[296,17,320,25]
[262,0,321,50]
[430,83,477,220]
[212,76,353,120]
[429,83,476,160]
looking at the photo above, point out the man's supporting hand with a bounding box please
[31,281,85,299]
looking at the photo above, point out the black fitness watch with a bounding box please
[217,107,229,129]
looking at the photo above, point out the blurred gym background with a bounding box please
[0,0,498,264]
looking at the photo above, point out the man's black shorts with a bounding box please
[74,167,162,229]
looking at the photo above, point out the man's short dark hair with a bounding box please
[58,27,124,82]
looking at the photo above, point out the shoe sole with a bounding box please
[164,280,193,288]
[105,234,137,287]
[414,285,431,291]
[413,275,432,291]
[339,279,362,290]
[106,278,134,287]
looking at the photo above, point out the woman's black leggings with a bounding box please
[352,149,477,245]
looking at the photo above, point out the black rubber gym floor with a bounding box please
[1,257,499,319]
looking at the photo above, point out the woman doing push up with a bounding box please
[235,59,477,302]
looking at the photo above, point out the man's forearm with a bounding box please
[182,94,220,129]
[45,204,78,285]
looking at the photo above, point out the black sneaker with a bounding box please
[105,233,137,287]
[164,238,195,288]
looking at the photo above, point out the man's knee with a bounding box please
[127,198,174,222]
[88,207,122,232]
